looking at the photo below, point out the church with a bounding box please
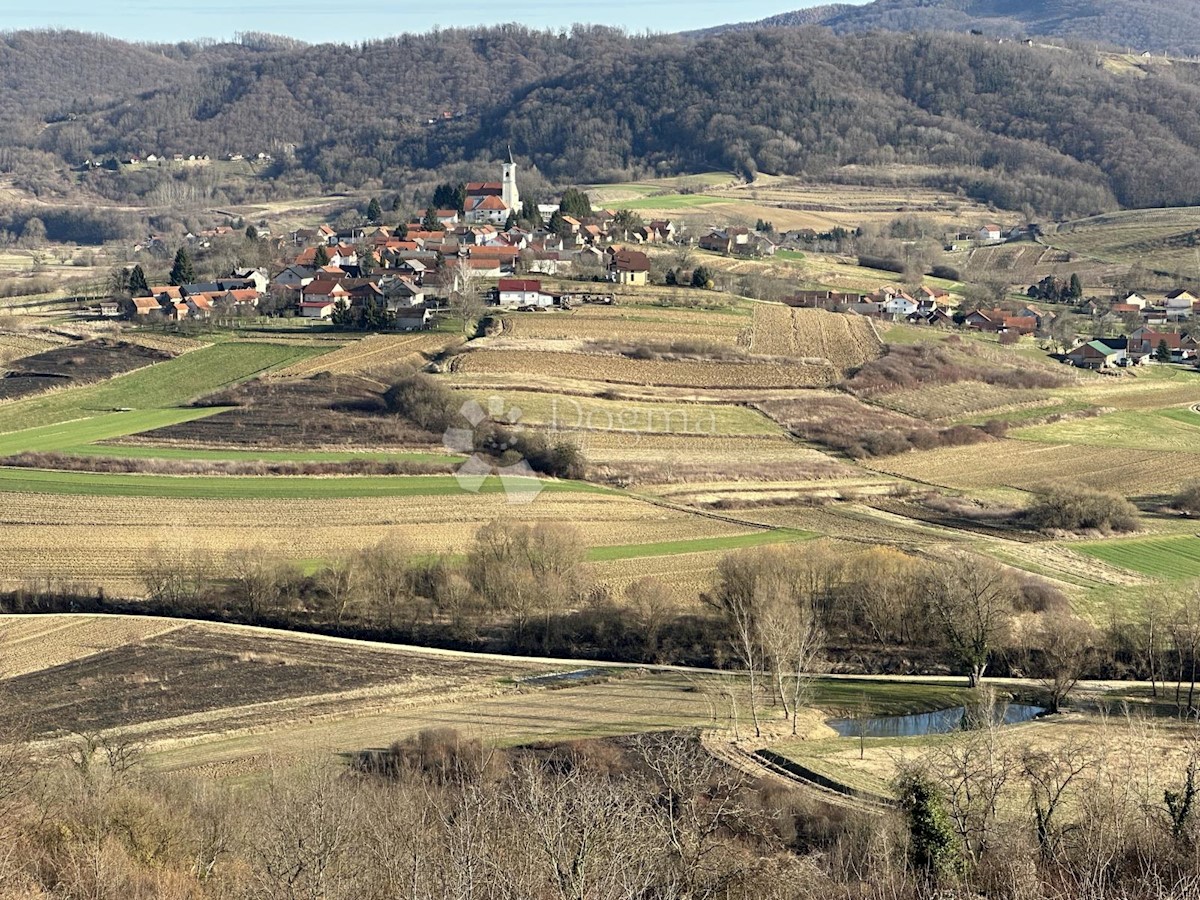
[463,156,522,225]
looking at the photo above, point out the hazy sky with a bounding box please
[7,1,857,44]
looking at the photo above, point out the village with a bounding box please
[108,160,1200,372]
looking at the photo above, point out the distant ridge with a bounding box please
[697,0,1200,56]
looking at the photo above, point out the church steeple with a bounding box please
[502,150,521,214]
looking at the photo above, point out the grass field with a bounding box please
[1014,408,1200,453]
[0,468,605,499]
[0,341,324,434]
[585,527,813,561]
[1076,535,1200,580]
[0,408,229,455]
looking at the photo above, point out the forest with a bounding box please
[715,0,1200,57]
[4,26,1200,218]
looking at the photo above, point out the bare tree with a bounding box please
[1032,611,1096,713]
[1021,738,1097,859]
[317,556,359,629]
[448,255,483,335]
[358,538,411,631]
[706,551,768,737]
[924,553,1017,687]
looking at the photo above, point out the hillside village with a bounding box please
[107,160,1200,371]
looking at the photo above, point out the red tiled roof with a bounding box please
[498,279,542,292]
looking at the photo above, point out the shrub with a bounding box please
[931,265,960,281]
[1173,480,1200,516]
[1023,484,1140,534]
[383,370,458,433]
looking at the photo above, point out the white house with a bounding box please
[495,278,554,308]
[274,265,316,290]
[883,294,919,317]
[978,224,1003,243]
[298,299,338,319]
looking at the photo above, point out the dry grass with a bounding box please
[0,615,185,677]
[453,347,840,388]
[0,490,748,591]
[749,305,883,370]
[881,381,1060,422]
[504,310,746,346]
[272,333,460,378]
[867,439,1200,497]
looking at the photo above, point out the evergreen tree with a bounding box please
[691,265,714,289]
[390,195,403,212]
[396,222,409,239]
[127,264,150,297]
[422,207,442,232]
[559,187,593,218]
[313,245,330,267]
[896,769,963,880]
[360,248,377,276]
[1069,273,1083,300]
[331,298,353,327]
[245,224,258,240]
[169,248,195,286]
[504,210,518,231]
[366,197,383,224]
[548,209,568,237]
[1156,338,1172,363]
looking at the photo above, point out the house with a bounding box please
[1066,340,1124,369]
[883,293,919,317]
[977,224,1004,243]
[435,209,460,227]
[964,309,1035,334]
[607,248,651,286]
[494,278,554,309]
[1129,329,1198,361]
[381,275,425,308]
[699,228,751,254]
[299,298,339,319]
[273,265,315,290]
[131,296,163,316]
[232,267,269,294]
[648,220,677,242]
[1119,292,1148,310]
[1165,289,1198,319]
[1018,304,1055,329]
[396,308,433,331]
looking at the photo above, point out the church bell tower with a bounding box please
[502,148,521,213]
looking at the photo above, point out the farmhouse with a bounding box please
[977,224,1004,243]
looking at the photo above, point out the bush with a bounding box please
[1023,484,1140,534]
[1173,480,1200,515]
[931,265,960,281]
[383,371,458,433]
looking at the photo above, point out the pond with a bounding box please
[827,703,1046,738]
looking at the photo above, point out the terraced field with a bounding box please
[504,311,746,346]
[880,381,1060,422]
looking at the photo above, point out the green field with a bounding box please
[606,193,726,210]
[0,342,324,434]
[1014,408,1200,452]
[585,527,814,562]
[0,468,610,500]
[0,408,229,455]
[71,444,463,464]
[453,390,782,437]
[1076,535,1200,580]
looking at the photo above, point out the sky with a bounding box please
[5,0,854,44]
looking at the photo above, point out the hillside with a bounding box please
[709,0,1200,56]
[6,26,1200,221]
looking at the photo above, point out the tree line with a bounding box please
[6,28,1200,215]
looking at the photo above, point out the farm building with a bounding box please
[1065,340,1125,369]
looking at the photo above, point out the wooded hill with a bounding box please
[7,26,1200,221]
[708,0,1200,57]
